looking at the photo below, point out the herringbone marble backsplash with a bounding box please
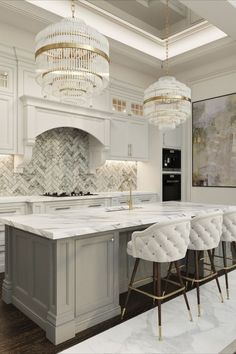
[0,128,137,196]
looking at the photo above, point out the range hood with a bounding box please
[14,96,111,173]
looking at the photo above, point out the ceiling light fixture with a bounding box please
[35,0,110,104]
[143,0,191,130]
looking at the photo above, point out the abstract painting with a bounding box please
[192,93,236,187]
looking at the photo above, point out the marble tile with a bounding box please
[0,128,137,196]
[61,271,236,354]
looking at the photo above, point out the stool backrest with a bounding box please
[222,210,236,242]
[131,217,191,263]
[189,211,223,251]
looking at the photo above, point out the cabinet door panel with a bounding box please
[0,95,14,152]
[128,121,148,160]
[75,234,115,315]
[110,119,128,158]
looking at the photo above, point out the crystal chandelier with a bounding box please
[144,0,191,130]
[35,0,110,104]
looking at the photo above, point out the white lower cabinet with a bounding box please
[0,203,27,272]
[134,194,158,204]
[44,198,109,213]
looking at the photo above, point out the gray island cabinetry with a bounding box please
[3,225,120,345]
[0,192,158,272]
[1,202,232,345]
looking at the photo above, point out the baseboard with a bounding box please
[75,305,121,333]
[12,296,46,331]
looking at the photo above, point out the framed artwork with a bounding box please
[192,92,236,187]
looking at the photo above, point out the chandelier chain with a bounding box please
[165,0,169,75]
[71,0,75,18]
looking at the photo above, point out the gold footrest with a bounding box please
[204,261,236,271]
[182,272,217,283]
[128,284,185,301]
[214,254,236,262]
[132,276,153,286]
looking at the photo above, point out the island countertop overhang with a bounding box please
[0,202,235,240]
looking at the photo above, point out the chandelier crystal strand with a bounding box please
[143,0,191,130]
[35,0,110,104]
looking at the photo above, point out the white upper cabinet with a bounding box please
[129,120,148,160]
[110,119,129,158]
[0,62,16,154]
[0,95,14,152]
[109,117,148,161]
[162,126,182,148]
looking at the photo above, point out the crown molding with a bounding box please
[0,0,59,25]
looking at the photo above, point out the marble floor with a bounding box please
[61,271,236,354]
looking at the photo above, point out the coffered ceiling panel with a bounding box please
[86,0,203,37]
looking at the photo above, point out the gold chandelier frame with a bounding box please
[35,43,110,63]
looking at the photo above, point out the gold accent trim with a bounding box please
[204,261,236,271]
[220,293,224,303]
[181,272,217,283]
[35,43,110,63]
[132,276,153,286]
[128,285,185,300]
[198,304,201,317]
[121,308,126,320]
[213,254,236,261]
[59,87,87,94]
[144,95,191,105]
[189,310,193,322]
[163,278,181,287]
[227,288,229,300]
[41,68,104,82]
[158,326,162,341]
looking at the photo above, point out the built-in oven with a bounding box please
[162,148,181,171]
[162,174,181,202]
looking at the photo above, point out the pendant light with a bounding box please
[144,0,191,130]
[35,0,110,104]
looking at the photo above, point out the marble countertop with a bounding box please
[1,202,235,240]
[0,191,157,204]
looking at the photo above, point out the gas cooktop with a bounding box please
[42,192,98,197]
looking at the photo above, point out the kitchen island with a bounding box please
[0,202,234,345]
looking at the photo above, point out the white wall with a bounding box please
[185,71,236,205]
[110,62,153,89]
[0,22,34,52]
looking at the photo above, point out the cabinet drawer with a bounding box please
[0,203,27,217]
[134,194,157,204]
[45,199,108,213]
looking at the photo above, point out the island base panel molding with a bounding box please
[1,227,120,345]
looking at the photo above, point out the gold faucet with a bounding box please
[119,173,133,210]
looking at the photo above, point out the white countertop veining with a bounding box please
[0,191,157,204]
[1,202,235,240]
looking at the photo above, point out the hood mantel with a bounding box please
[14,96,112,173]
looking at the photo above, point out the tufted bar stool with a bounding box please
[121,217,192,341]
[183,211,224,317]
[219,210,236,299]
